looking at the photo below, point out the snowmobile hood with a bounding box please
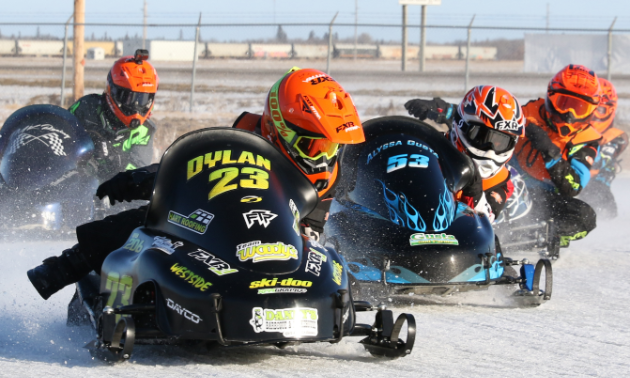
[336,116,474,233]
[0,104,95,190]
[146,127,319,275]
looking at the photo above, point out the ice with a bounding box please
[0,177,628,376]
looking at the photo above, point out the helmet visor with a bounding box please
[294,136,339,160]
[111,83,155,116]
[549,93,597,120]
[466,123,516,154]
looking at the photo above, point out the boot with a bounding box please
[27,244,92,300]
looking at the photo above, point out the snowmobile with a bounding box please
[0,104,98,233]
[492,166,560,259]
[325,116,552,305]
[68,127,416,361]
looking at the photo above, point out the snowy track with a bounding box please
[1,180,630,377]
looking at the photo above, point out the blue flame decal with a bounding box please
[432,180,455,231]
[377,180,426,232]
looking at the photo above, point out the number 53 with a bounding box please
[387,154,429,173]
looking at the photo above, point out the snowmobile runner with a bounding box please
[0,105,98,233]
[68,127,416,361]
[325,116,552,305]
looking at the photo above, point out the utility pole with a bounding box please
[143,0,147,49]
[354,0,358,61]
[607,17,617,81]
[326,12,339,75]
[546,3,550,33]
[401,4,407,71]
[73,0,85,102]
[61,14,73,107]
[419,5,426,72]
[190,13,202,113]
[464,14,475,92]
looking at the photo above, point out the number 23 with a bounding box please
[208,167,269,200]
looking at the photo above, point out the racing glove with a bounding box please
[460,165,483,207]
[525,124,562,163]
[96,164,158,205]
[404,97,454,124]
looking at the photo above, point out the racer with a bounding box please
[70,49,158,181]
[511,64,601,246]
[405,85,525,222]
[27,67,365,300]
[579,78,628,218]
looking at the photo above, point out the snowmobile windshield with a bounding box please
[0,104,95,190]
[145,127,318,275]
[345,133,456,232]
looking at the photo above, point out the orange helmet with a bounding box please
[105,49,159,128]
[591,78,618,133]
[544,64,601,137]
[450,85,525,178]
[261,67,365,193]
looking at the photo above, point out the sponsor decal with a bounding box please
[249,307,319,337]
[243,209,278,229]
[188,249,238,276]
[302,73,334,86]
[289,199,300,235]
[409,233,459,246]
[495,120,521,132]
[305,248,327,277]
[257,288,307,295]
[123,233,144,253]
[168,209,214,235]
[332,260,343,285]
[241,195,262,203]
[186,150,272,200]
[236,241,298,263]
[336,121,360,133]
[105,272,133,323]
[249,277,313,289]
[7,124,71,157]
[166,298,202,324]
[152,236,183,255]
[170,263,213,291]
[367,139,438,164]
[302,96,322,120]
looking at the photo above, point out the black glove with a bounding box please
[404,97,453,124]
[460,165,483,207]
[96,168,156,205]
[525,124,561,163]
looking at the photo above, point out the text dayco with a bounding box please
[187,150,271,180]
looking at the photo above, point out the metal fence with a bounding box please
[0,20,625,112]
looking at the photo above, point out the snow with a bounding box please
[1,179,629,377]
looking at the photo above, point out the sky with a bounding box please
[0,0,627,44]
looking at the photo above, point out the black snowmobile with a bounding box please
[492,166,560,259]
[0,104,98,232]
[325,116,552,305]
[68,127,416,361]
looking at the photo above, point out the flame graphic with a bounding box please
[433,180,455,231]
[378,180,426,232]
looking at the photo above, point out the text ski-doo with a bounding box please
[325,116,552,305]
[69,128,416,361]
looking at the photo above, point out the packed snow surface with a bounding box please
[1,179,629,377]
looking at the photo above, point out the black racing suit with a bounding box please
[69,93,156,182]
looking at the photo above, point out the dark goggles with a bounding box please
[110,82,155,116]
[463,122,516,154]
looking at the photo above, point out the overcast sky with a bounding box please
[0,0,627,43]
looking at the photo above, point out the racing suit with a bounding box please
[512,98,599,245]
[69,93,156,182]
[579,126,628,218]
[73,112,336,275]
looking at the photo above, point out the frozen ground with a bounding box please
[0,177,629,377]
